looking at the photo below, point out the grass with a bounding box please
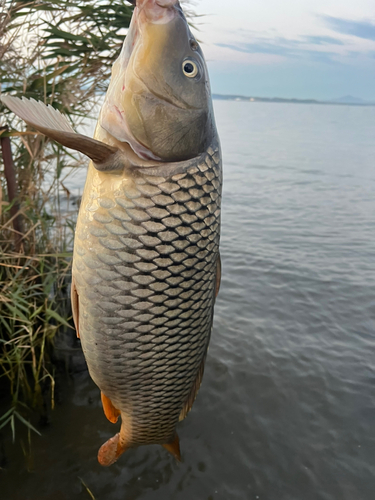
[0,0,134,439]
[0,186,75,434]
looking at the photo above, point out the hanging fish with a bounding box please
[1,0,222,466]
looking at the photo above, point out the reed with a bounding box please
[0,0,134,437]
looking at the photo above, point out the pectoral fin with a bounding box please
[1,96,122,170]
[179,353,207,422]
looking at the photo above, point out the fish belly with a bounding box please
[73,144,221,445]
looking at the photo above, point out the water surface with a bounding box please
[1,101,375,500]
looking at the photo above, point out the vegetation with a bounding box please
[0,0,134,437]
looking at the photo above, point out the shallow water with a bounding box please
[1,101,375,499]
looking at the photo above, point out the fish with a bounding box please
[1,0,222,466]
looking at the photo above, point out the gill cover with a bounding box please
[100,0,216,162]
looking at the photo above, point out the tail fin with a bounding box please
[97,424,181,465]
[98,432,124,467]
[97,418,130,467]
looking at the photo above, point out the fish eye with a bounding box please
[182,60,198,78]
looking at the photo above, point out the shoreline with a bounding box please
[212,93,375,107]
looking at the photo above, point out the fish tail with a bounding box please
[162,433,181,461]
[97,415,131,467]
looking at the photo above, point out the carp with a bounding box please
[1,0,222,466]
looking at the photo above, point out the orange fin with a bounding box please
[98,433,122,467]
[98,421,129,467]
[215,252,221,299]
[70,277,80,338]
[101,392,121,424]
[162,433,181,461]
[179,353,207,422]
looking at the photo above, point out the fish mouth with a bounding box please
[126,0,179,25]
[136,0,180,27]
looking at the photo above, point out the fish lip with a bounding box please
[134,0,179,8]
[155,0,178,7]
[136,0,180,25]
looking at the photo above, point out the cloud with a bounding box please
[217,42,293,56]
[302,36,344,46]
[216,35,341,63]
[322,16,375,41]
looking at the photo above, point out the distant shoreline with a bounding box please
[212,94,375,107]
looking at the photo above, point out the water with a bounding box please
[1,101,375,499]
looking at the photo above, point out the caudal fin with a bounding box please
[98,432,123,467]
[98,424,181,465]
[97,427,130,467]
[97,413,132,466]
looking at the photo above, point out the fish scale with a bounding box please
[73,142,221,445]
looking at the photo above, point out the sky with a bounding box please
[190,0,375,100]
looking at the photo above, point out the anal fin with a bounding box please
[162,433,181,461]
[101,392,121,424]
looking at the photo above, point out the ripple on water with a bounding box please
[1,101,375,500]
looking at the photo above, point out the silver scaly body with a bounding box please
[73,141,221,444]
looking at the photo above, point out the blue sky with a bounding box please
[192,0,375,100]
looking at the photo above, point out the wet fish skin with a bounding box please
[0,0,222,465]
[73,140,221,447]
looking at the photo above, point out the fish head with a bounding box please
[99,0,216,162]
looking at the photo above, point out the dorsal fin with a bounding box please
[215,252,221,299]
[179,353,207,422]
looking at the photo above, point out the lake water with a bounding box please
[1,100,375,499]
